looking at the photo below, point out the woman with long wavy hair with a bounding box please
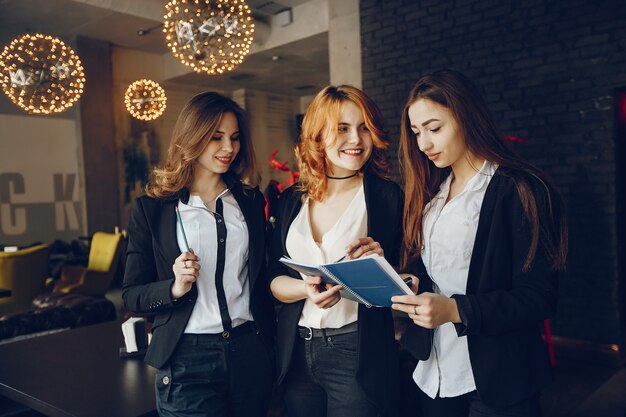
[391,70,567,417]
[268,85,403,417]
[123,92,275,417]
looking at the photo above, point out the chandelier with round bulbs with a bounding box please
[0,33,85,114]
[163,0,254,75]
[124,79,167,121]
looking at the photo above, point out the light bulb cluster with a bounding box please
[163,0,254,75]
[124,79,167,121]
[0,33,85,114]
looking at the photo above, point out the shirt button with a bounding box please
[162,376,170,385]
[219,238,224,243]
[217,219,222,223]
[464,250,472,259]
[222,331,230,339]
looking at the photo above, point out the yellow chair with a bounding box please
[0,244,50,315]
[53,232,122,297]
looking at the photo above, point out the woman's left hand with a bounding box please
[391,293,461,329]
[345,237,384,259]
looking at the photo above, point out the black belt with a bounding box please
[297,321,358,341]
[181,321,256,342]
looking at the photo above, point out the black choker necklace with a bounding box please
[326,171,358,180]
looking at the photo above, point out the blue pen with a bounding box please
[175,206,190,252]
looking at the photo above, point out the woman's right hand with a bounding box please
[304,276,342,309]
[171,250,200,299]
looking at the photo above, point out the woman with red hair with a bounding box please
[269,85,403,417]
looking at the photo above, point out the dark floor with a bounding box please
[2,290,624,416]
[1,355,624,417]
[542,357,624,417]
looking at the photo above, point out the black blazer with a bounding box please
[402,169,558,409]
[122,174,275,369]
[268,173,403,416]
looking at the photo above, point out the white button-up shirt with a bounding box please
[414,160,498,398]
[176,189,253,334]
[286,184,367,329]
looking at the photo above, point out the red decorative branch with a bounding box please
[268,150,299,192]
[503,135,529,144]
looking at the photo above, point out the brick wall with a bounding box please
[360,0,626,344]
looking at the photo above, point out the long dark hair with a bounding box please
[399,69,567,272]
[146,92,258,198]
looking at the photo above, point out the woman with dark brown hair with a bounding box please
[391,70,567,417]
[123,92,275,417]
[268,85,403,417]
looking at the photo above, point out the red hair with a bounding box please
[296,85,391,201]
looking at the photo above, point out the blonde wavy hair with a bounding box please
[146,92,259,198]
[296,85,391,201]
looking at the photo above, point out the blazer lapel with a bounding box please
[280,189,302,258]
[155,198,182,267]
[363,173,383,241]
[466,172,501,294]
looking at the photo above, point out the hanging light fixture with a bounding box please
[0,33,85,114]
[124,79,167,121]
[163,0,254,75]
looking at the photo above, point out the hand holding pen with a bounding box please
[337,237,414,289]
[307,237,385,308]
[338,237,384,262]
[171,207,200,300]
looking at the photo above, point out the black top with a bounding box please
[268,173,404,416]
[122,174,275,369]
[402,169,558,408]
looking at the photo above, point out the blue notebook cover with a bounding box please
[279,255,412,307]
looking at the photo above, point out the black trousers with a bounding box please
[418,389,542,417]
[282,331,379,417]
[155,322,273,417]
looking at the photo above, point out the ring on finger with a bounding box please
[413,305,418,316]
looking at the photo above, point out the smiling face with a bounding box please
[407,98,468,170]
[323,101,373,177]
[195,111,240,176]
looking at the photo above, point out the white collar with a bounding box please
[183,188,231,209]
[435,160,498,201]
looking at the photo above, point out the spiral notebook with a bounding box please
[279,254,412,307]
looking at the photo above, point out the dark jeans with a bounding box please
[419,389,542,417]
[155,323,273,417]
[282,330,379,417]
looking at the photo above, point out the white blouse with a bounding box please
[414,160,498,399]
[286,184,367,329]
[176,189,253,334]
